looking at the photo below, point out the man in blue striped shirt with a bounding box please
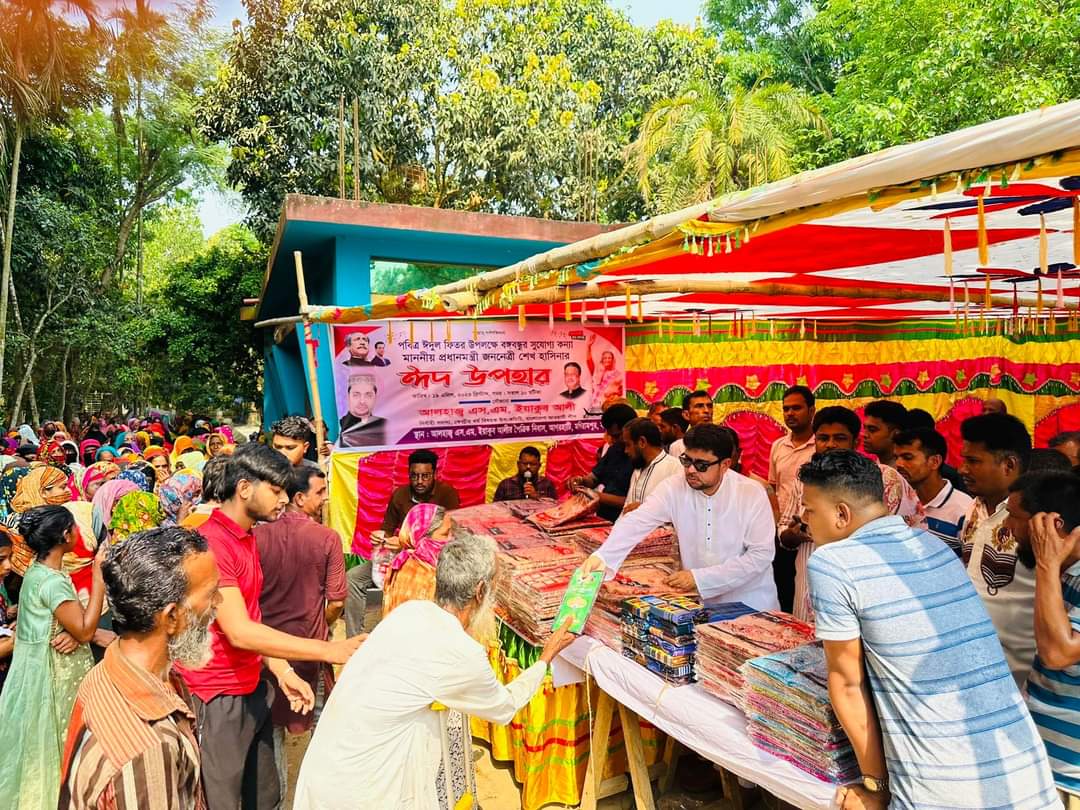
[1007,472,1080,808]
[803,451,1059,810]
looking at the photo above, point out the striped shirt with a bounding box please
[59,644,205,810]
[923,479,973,553]
[809,516,1060,809]
[1028,560,1080,796]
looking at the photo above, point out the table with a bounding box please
[560,636,836,810]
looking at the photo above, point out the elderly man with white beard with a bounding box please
[59,527,225,809]
[295,531,576,810]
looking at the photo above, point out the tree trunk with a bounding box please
[104,203,139,288]
[0,122,23,411]
[9,347,35,429]
[28,374,39,426]
[58,344,71,424]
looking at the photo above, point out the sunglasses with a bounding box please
[678,454,722,473]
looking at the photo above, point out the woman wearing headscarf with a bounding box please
[157,471,202,526]
[207,432,227,458]
[0,466,30,525]
[170,434,194,467]
[381,503,454,616]
[79,461,119,501]
[90,479,138,541]
[109,491,164,543]
[133,430,151,452]
[117,467,152,493]
[16,424,37,448]
[36,439,67,467]
[110,430,131,452]
[4,466,71,529]
[78,439,100,467]
[175,450,207,474]
[93,445,119,464]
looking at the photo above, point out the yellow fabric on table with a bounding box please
[472,643,664,810]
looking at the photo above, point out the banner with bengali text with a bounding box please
[330,321,625,451]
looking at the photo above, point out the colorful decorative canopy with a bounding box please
[301,101,1080,326]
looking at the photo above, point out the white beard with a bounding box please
[466,592,498,645]
[169,607,216,669]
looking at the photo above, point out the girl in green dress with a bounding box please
[0,505,106,810]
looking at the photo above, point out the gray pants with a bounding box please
[193,678,279,810]
[344,559,373,636]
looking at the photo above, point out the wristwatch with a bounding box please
[862,775,889,793]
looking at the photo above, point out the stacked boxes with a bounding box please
[619,597,755,686]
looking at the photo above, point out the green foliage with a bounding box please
[629,78,828,211]
[198,0,726,237]
[813,0,1080,161]
[139,225,266,411]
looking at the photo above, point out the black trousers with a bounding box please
[193,677,280,810]
[772,537,797,614]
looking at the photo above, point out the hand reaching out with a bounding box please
[276,668,315,715]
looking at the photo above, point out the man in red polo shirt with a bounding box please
[175,444,363,810]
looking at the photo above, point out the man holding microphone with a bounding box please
[494,447,558,502]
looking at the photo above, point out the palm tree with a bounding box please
[0,0,101,407]
[628,77,828,213]
[101,0,175,293]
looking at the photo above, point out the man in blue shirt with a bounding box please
[1007,472,1080,808]
[802,450,1058,810]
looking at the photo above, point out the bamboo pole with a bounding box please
[338,94,346,199]
[352,97,361,201]
[440,277,1038,313]
[294,251,327,455]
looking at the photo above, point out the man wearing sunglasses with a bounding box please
[580,423,779,610]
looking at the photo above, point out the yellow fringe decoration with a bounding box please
[409,320,415,343]
[625,288,632,321]
[429,320,435,342]
[517,304,526,332]
[387,322,393,344]
[977,195,989,266]
[472,317,478,341]
[637,295,644,323]
[984,274,992,310]
[445,320,452,341]
[564,285,571,322]
[1037,276,1044,317]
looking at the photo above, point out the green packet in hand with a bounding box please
[552,568,605,634]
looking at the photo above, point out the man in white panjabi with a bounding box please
[581,423,779,611]
[293,532,575,810]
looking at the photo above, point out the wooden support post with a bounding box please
[619,703,657,810]
[580,685,615,810]
[719,767,746,810]
[352,96,361,201]
[338,94,346,199]
[294,251,327,455]
[659,735,682,794]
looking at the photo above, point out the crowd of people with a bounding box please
[2,394,1080,809]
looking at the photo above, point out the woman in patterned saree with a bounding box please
[0,506,106,810]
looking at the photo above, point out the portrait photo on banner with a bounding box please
[331,321,625,452]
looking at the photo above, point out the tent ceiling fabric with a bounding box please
[304,102,1080,326]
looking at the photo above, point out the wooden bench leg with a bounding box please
[579,686,615,810]
[619,703,656,810]
[659,735,682,794]
[719,767,745,810]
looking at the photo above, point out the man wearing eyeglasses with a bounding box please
[340,449,461,637]
[580,423,779,610]
[382,449,461,537]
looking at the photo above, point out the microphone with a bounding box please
[523,470,533,498]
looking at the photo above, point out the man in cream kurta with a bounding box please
[294,534,573,810]
[592,464,779,611]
